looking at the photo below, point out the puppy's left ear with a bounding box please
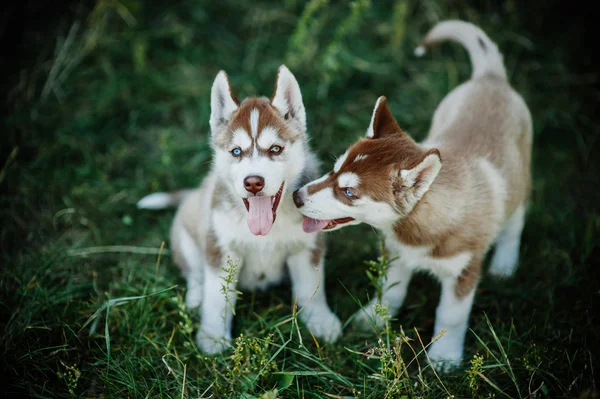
[271,65,307,133]
[366,96,405,139]
[210,71,239,135]
[393,149,442,200]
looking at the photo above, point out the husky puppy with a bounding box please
[138,65,342,354]
[292,21,533,370]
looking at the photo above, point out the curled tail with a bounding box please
[137,189,192,210]
[415,20,507,80]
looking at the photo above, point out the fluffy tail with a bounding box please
[137,189,192,210]
[415,20,507,80]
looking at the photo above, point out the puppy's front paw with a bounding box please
[427,341,463,373]
[302,310,342,343]
[196,329,231,355]
[352,306,388,331]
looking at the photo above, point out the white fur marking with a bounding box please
[354,154,369,162]
[299,183,397,230]
[366,96,383,138]
[338,172,360,188]
[250,108,259,138]
[256,126,280,149]
[231,128,252,150]
[333,151,349,173]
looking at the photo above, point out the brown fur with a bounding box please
[306,78,531,298]
[311,234,325,266]
[305,97,441,206]
[307,172,334,195]
[455,256,482,298]
[213,98,301,151]
[205,229,222,269]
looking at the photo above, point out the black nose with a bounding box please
[293,190,304,208]
[244,175,264,195]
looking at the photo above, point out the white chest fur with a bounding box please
[211,196,315,290]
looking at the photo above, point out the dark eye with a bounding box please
[344,188,356,199]
[270,145,283,154]
[231,148,242,157]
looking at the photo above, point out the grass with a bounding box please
[1,0,598,397]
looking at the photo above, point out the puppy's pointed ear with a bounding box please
[366,96,404,139]
[210,71,239,135]
[393,149,442,201]
[271,65,307,133]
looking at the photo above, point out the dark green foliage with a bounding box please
[2,0,598,397]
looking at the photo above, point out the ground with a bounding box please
[1,0,598,398]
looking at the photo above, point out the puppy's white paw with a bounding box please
[185,289,203,309]
[302,310,342,343]
[427,341,463,373]
[352,306,388,331]
[488,247,519,278]
[196,329,231,355]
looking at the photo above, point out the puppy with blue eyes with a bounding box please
[138,65,341,354]
[293,21,533,371]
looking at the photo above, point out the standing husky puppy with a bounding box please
[293,21,532,370]
[138,65,342,354]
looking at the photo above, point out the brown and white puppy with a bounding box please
[138,65,341,354]
[293,21,533,370]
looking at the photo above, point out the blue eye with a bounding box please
[344,188,356,199]
[231,148,242,157]
[270,145,282,154]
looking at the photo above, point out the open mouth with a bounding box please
[242,182,285,236]
[302,216,355,233]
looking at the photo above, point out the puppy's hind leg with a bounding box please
[489,204,526,278]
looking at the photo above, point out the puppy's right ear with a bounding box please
[210,71,239,135]
[271,65,307,134]
[365,96,404,139]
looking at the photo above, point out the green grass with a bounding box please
[2,0,598,398]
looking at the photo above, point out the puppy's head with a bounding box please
[210,65,309,236]
[293,97,442,233]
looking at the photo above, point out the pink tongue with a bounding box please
[302,217,330,233]
[247,196,274,236]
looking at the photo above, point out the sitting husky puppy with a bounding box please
[138,65,342,354]
[293,21,532,369]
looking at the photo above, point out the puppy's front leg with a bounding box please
[428,256,481,372]
[197,251,241,354]
[353,239,413,329]
[287,238,341,343]
[353,256,413,330]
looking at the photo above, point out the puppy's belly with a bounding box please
[237,248,289,291]
[392,242,473,279]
